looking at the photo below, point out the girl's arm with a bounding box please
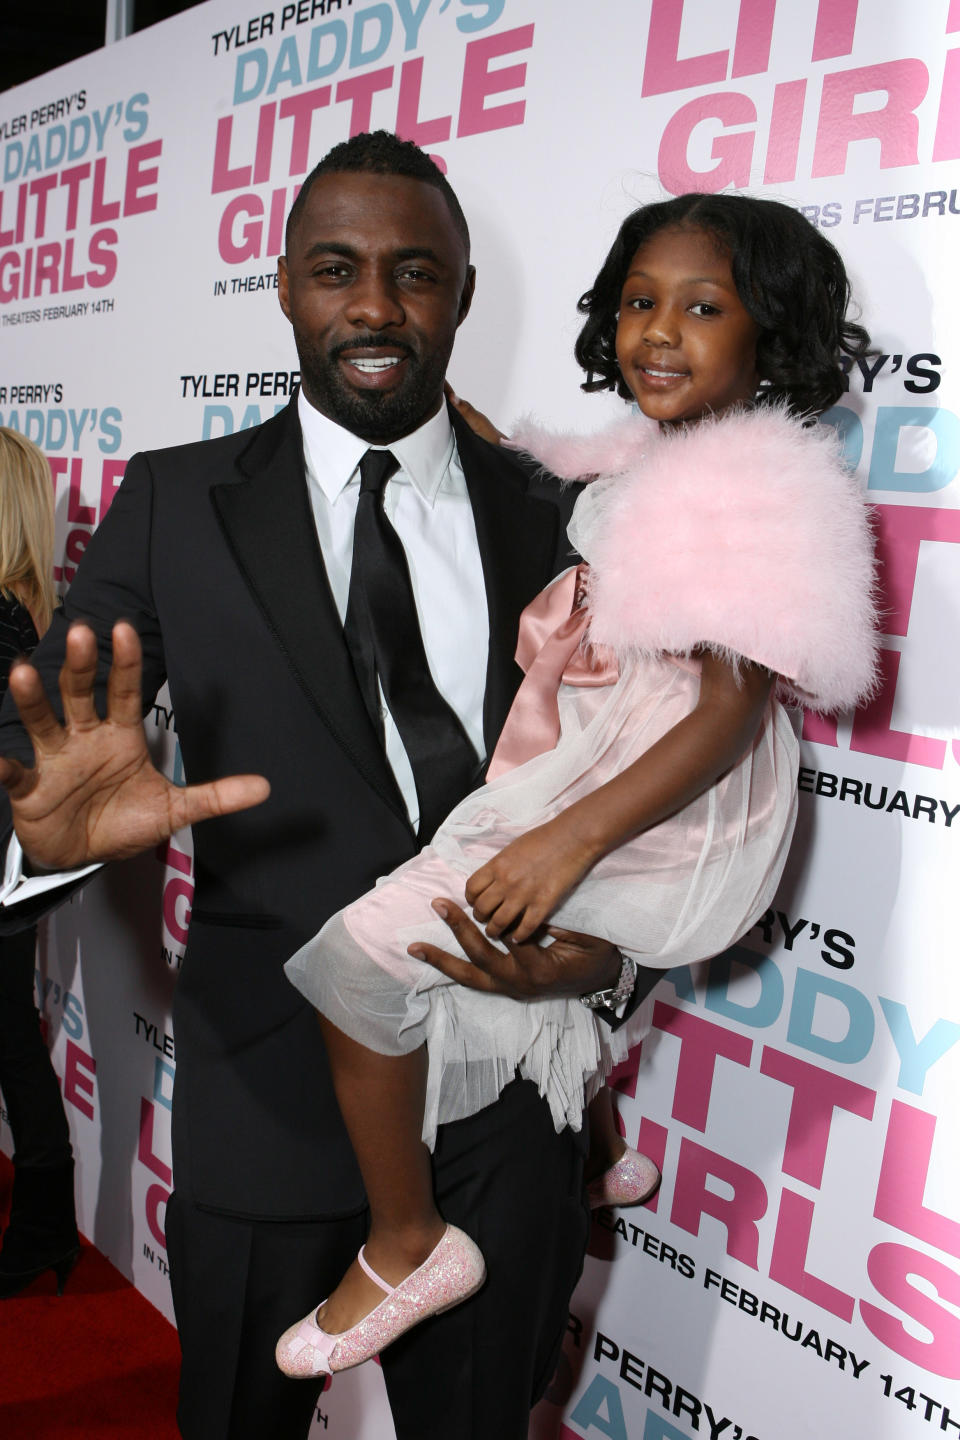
[466,653,774,942]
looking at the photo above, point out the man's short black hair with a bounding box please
[285,130,471,259]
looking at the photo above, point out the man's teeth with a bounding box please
[350,356,401,372]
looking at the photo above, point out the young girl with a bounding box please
[276,193,878,1379]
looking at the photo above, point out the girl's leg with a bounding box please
[315,1016,446,1336]
[585,1088,660,1209]
[585,1087,626,1183]
[586,961,666,1191]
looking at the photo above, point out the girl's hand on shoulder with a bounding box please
[445,382,505,445]
[464,817,598,943]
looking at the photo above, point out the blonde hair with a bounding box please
[0,428,57,635]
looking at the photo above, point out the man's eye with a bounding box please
[399,268,436,283]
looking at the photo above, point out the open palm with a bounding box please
[0,621,269,869]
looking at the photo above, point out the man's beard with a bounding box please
[294,332,450,443]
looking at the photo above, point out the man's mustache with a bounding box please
[330,335,416,361]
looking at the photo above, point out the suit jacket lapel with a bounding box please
[452,408,565,755]
[210,401,563,824]
[210,401,410,829]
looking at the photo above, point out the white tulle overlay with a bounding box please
[285,578,800,1147]
[284,408,881,1146]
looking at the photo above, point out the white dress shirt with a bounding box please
[298,390,490,830]
[1,390,490,903]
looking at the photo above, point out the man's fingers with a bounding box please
[431,899,494,953]
[431,899,504,974]
[105,622,147,727]
[7,660,65,752]
[406,941,495,991]
[59,624,100,729]
[412,902,617,1002]
[413,909,623,1007]
[0,754,34,800]
[172,774,270,831]
[426,899,528,987]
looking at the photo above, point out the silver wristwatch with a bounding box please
[580,953,637,1012]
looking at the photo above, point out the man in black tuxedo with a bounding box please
[0,134,632,1439]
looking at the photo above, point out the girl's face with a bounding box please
[615,225,760,425]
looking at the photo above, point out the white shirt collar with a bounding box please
[298,389,455,505]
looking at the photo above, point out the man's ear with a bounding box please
[457,266,476,326]
[277,256,290,320]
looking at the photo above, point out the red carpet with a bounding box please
[0,1153,181,1438]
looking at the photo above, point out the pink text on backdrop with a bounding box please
[63,1038,97,1122]
[211,26,534,263]
[641,0,861,98]
[136,1055,173,1255]
[657,56,959,194]
[47,455,127,584]
[643,0,960,96]
[139,1063,173,1251]
[803,505,960,769]
[641,0,960,193]
[162,842,193,949]
[0,142,162,301]
[648,999,960,1379]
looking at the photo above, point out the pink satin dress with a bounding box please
[285,564,799,1147]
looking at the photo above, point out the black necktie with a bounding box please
[343,448,479,841]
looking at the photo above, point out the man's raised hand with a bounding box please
[0,621,269,870]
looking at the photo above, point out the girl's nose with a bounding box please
[642,310,680,346]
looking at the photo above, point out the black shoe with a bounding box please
[0,1242,80,1297]
[0,1160,81,1298]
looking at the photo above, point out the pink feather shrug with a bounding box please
[513,404,879,714]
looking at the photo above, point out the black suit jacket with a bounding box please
[0,399,577,1220]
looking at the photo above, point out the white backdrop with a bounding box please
[1,3,958,1437]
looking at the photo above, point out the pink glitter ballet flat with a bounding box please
[275,1224,486,1378]
[588,1147,661,1210]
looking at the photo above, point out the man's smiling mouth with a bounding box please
[348,356,403,373]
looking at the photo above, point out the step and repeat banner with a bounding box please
[1,2,957,1436]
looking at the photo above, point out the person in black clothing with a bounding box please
[0,139,623,1439]
[0,426,80,1296]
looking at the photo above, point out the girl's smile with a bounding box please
[615,226,760,425]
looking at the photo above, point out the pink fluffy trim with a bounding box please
[507,413,658,480]
[512,406,879,713]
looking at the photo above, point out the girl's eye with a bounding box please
[624,296,653,310]
[691,301,721,317]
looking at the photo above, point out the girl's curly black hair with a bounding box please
[574,193,871,418]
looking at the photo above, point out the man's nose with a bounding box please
[345,274,405,330]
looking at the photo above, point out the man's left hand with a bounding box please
[408,899,621,1000]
